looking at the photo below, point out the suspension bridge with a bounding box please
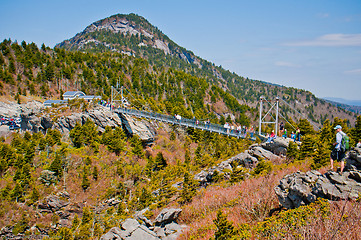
[111,85,318,141]
[115,107,256,139]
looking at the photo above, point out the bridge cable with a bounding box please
[279,98,320,131]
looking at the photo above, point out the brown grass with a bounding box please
[177,161,311,239]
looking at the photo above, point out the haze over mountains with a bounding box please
[324,97,361,107]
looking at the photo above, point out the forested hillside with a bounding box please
[56,13,357,127]
[1,12,361,239]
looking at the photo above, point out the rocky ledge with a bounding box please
[275,147,361,209]
[194,137,293,185]
[100,208,185,240]
[0,101,156,143]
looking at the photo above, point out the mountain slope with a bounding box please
[56,13,358,128]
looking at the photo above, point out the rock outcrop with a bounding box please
[100,208,186,240]
[118,113,156,143]
[38,194,70,213]
[275,147,361,209]
[194,138,291,185]
[0,100,156,142]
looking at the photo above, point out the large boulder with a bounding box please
[346,147,361,170]
[154,208,182,227]
[38,195,69,212]
[100,207,185,240]
[249,145,281,161]
[233,151,259,168]
[38,170,57,186]
[275,169,361,209]
[119,114,156,143]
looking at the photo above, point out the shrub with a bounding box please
[287,141,299,160]
[251,159,272,176]
[255,198,330,239]
[212,209,238,240]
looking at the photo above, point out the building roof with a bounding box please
[63,91,85,97]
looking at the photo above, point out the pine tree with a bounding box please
[299,134,316,159]
[138,187,152,210]
[153,152,167,171]
[92,166,98,181]
[11,181,24,202]
[30,186,40,203]
[57,227,73,240]
[352,115,361,142]
[71,214,80,231]
[81,166,90,191]
[131,136,144,158]
[298,118,315,135]
[179,171,197,204]
[49,154,63,178]
[81,207,93,225]
[312,140,330,169]
[287,141,299,160]
[213,209,238,240]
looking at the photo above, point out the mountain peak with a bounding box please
[55,13,201,66]
[84,13,154,38]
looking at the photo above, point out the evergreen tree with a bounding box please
[179,171,197,204]
[320,119,334,150]
[30,186,40,203]
[11,181,24,202]
[352,115,361,142]
[81,207,93,225]
[57,227,73,240]
[49,153,63,177]
[70,120,99,148]
[213,209,238,240]
[287,141,299,160]
[138,187,152,210]
[130,135,144,158]
[92,166,98,181]
[153,152,167,171]
[81,166,90,191]
[299,134,316,159]
[312,140,330,169]
[71,214,80,231]
[298,118,315,135]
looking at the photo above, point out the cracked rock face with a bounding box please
[275,147,361,209]
[275,169,361,209]
[100,208,185,240]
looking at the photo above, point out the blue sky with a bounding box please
[1,0,360,100]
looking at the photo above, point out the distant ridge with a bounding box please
[323,97,361,107]
[323,97,361,114]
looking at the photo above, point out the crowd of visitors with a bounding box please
[223,122,255,138]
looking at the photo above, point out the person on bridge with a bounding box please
[237,125,242,135]
[224,122,230,134]
[330,125,346,174]
[230,125,235,134]
[205,119,210,129]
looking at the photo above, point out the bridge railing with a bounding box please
[115,107,255,139]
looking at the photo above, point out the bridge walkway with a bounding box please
[115,107,260,140]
